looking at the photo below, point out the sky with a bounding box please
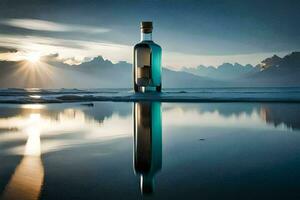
[0,0,299,69]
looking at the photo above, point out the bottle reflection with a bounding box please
[133,102,162,195]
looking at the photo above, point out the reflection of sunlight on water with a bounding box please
[0,105,131,156]
[0,104,133,199]
[1,157,44,200]
[25,114,41,156]
[21,104,45,109]
[2,113,44,200]
[29,95,41,99]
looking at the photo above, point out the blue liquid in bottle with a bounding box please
[133,21,162,92]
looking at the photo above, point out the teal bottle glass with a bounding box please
[133,21,162,92]
[133,102,162,194]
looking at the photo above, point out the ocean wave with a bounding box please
[0,88,300,103]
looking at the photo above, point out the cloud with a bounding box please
[0,46,17,53]
[0,18,110,34]
[0,34,131,64]
[0,32,290,68]
[40,53,60,61]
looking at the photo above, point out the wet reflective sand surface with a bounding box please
[0,102,300,199]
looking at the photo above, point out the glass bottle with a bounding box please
[133,21,162,92]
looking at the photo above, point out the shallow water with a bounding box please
[0,102,300,199]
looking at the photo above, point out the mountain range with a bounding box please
[0,52,299,88]
[183,52,300,87]
[243,52,300,86]
[182,63,259,80]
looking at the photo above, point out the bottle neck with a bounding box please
[141,32,152,41]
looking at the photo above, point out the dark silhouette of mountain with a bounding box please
[245,52,300,86]
[182,63,259,80]
[162,68,226,88]
[259,55,282,70]
[182,52,300,86]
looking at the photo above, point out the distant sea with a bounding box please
[0,87,300,103]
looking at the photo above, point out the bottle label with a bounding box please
[135,47,151,86]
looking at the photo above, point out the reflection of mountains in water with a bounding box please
[0,102,299,131]
[0,102,131,123]
[260,104,300,130]
[169,103,300,130]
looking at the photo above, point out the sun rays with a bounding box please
[0,48,85,88]
[8,52,56,88]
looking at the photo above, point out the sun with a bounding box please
[26,52,41,63]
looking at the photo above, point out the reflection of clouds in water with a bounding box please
[0,102,299,157]
[0,106,131,156]
[0,103,132,199]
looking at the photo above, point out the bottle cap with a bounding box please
[141,21,153,33]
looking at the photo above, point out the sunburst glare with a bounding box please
[9,53,56,88]
[25,52,41,63]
